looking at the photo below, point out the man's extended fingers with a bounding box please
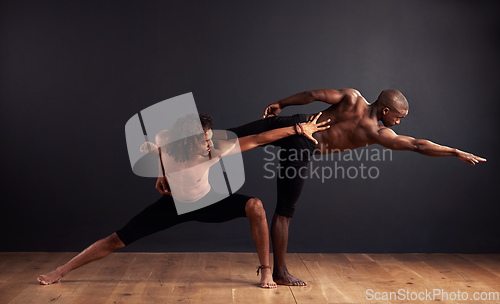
[262,107,270,119]
[160,188,171,195]
[263,109,277,119]
[312,112,322,123]
[262,109,269,119]
[471,155,487,163]
[316,119,331,126]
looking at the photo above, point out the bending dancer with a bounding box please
[227,88,486,286]
[37,113,330,288]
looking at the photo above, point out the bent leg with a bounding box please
[245,198,276,289]
[37,232,125,285]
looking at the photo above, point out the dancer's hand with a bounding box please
[156,176,172,196]
[457,150,487,166]
[300,112,330,144]
[262,102,282,119]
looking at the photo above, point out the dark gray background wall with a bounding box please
[1,0,499,253]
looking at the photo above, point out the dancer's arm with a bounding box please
[235,112,330,153]
[262,88,361,118]
[374,127,487,166]
[154,130,173,195]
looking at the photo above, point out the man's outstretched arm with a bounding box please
[154,130,172,195]
[262,88,361,118]
[225,113,330,154]
[374,128,487,166]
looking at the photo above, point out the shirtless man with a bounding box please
[228,88,486,286]
[37,113,330,288]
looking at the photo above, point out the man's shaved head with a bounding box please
[377,89,409,113]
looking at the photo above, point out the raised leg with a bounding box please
[245,198,277,289]
[37,232,125,285]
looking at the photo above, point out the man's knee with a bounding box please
[245,198,266,219]
[105,233,126,250]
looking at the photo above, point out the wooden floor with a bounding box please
[0,253,499,304]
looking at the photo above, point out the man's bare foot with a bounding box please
[259,268,277,289]
[37,268,64,285]
[273,269,306,286]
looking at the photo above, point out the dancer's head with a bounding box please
[376,89,409,127]
[165,113,214,162]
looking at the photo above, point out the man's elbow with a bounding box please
[389,141,419,152]
[412,140,429,153]
[388,144,418,152]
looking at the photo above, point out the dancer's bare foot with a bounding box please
[37,268,64,285]
[259,268,277,289]
[273,269,306,286]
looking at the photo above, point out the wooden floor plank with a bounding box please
[368,254,450,304]
[0,252,499,304]
[287,253,329,304]
[199,252,232,303]
[70,252,135,304]
[298,253,357,303]
[393,254,499,302]
[164,252,206,303]
[0,252,76,304]
[459,254,500,278]
[134,253,184,304]
[229,252,294,304]
[418,254,500,298]
[104,253,155,304]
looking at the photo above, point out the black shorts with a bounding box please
[228,114,314,218]
[115,192,252,246]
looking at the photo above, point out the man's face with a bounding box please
[382,107,408,127]
[197,129,213,156]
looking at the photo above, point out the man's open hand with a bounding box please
[457,150,487,166]
[262,102,282,119]
[156,176,172,196]
[300,112,330,144]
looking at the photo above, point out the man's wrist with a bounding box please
[294,123,304,135]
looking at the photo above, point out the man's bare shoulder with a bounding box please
[337,88,364,105]
[155,130,169,146]
[332,89,370,113]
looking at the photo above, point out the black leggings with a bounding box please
[116,192,252,246]
[228,114,314,218]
